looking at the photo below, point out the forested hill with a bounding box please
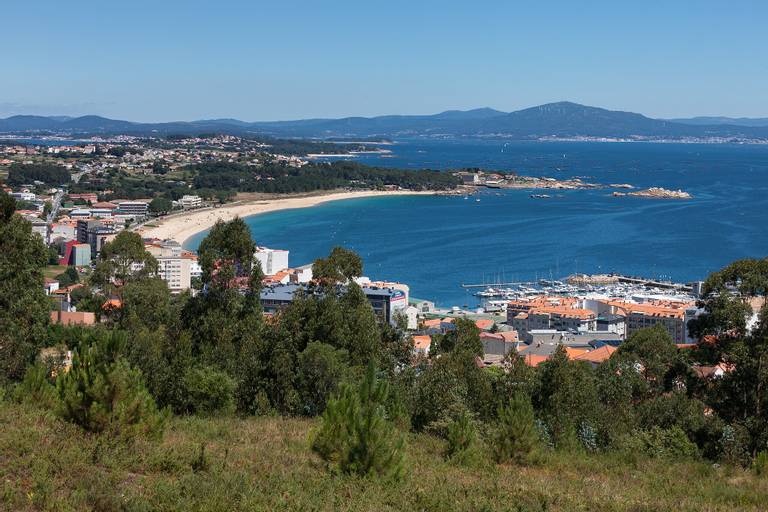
[3,102,768,139]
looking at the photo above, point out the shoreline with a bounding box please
[135,189,436,246]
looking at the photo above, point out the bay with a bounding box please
[185,140,768,307]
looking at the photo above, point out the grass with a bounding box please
[43,265,68,280]
[2,400,768,511]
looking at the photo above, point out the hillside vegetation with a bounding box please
[3,400,768,512]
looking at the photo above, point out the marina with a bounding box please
[463,273,699,313]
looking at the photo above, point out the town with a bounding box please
[0,136,731,378]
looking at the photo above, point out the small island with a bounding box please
[612,187,692,199]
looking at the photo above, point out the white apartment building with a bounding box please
[179,195,202,209]
[254,246,289,276]
[145,239,196,292]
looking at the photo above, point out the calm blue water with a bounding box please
[185,140,768,307]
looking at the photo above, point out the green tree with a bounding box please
[616,325,682,396]
[56,332,165,438]
[312,363,405,479]
[120,277,173,330]
[313,246,363,284]
[0,191,50,382]
[149,197,173,215]
[91,231,158,295]
[55,267,80,288]
[297,342,349,416]
[493,394,539,464]
[534,345,600,447]
[183,365,236,415]
[197,217,258,289]
[445,410,478,461]
[431,317,482,358]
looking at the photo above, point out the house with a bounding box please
[259,283,408,325]
[601,299,695,344]
[480,331,519,358]
[422,318,443,334]
[50,310,96,326]
[263,270,291,286]
[409,297,435,314]
[44,278,60,295]
[573,345,617,367]
[507,296,597,341]
[521,353,549,367]
[692,363,733,380]
[474,318,495,331]
[413,335,431,355]
[288,264,313,284]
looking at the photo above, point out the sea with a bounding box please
[184,139,768,307]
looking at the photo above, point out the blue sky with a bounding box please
[1,1,766,121]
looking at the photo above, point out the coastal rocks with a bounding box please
[613,187,692,199]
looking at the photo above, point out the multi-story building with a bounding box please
[602,299,695,344]
[507,296,596,342]
[254,246,289,275]
[25,215,48,240]
[11,191,36,202]
[114,200,149,218]
[76,219,118,255]
[144,239,198,292]
[179,195,202,209]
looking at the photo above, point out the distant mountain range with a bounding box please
[2,101,768,140]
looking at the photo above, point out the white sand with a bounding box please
[136,190,434,245]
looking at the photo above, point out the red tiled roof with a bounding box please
[413,335,431,351]
[573,345,617,364]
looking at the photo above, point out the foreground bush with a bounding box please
[183,365,236,415]
[56,338,165,438]
[13,363,58,409]
[312,364,405,479]
[623,426,699,460]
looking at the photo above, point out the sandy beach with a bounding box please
[136,190,434,245]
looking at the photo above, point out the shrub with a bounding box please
[719,424,749,466]
[493,394,539,464]
[752,451,768,476]
[56,339,165,438]
[13,363,58,409]
[623,426,699,460]
[445,410,476,459]
[311,363,405,479]
[297,342,348,416]
[183,366,236,416]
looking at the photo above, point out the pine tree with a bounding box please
[493,393,539,464]
[312,363,405,479]
[56,333,164,438]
